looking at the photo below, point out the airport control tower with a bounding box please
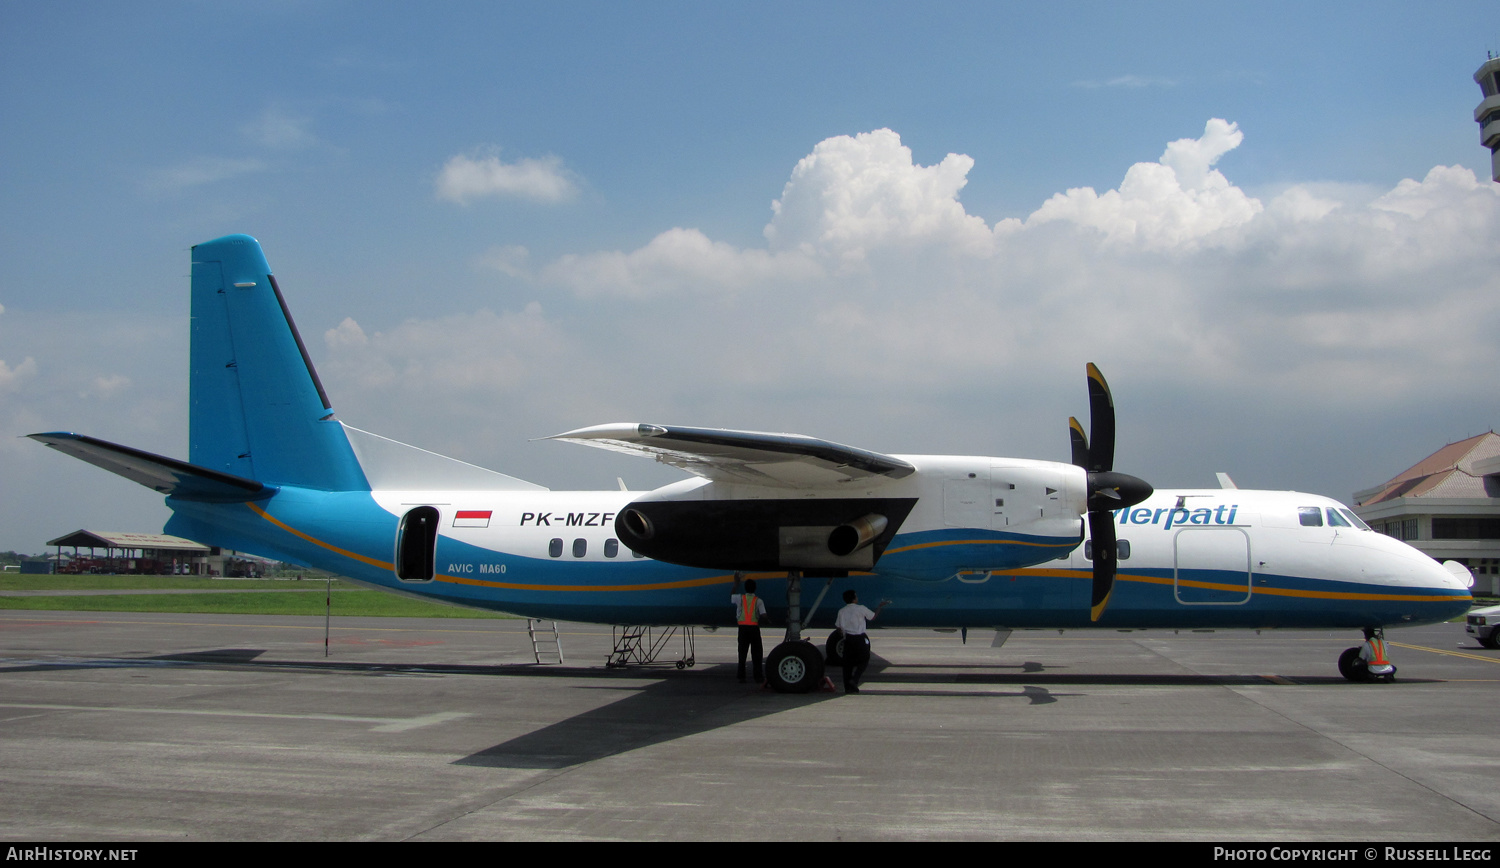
[1477,55,1500,182]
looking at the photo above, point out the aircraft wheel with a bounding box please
[825,631,846,666]
[767,641,825,693]
[1337,647,1365,683]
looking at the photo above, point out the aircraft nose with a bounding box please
[1433,558,1475,592]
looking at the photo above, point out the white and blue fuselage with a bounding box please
[164,473,1471,632]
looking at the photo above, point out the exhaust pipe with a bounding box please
[827,514,888,557]
[620,508,654,540]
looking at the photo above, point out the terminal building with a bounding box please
[1353,432,1500,594]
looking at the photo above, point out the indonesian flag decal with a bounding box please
[453,510,492,528]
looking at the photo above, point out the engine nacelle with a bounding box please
[615,498,916,573]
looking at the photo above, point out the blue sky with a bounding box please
[1,2,1497,553]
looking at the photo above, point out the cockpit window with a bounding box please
[1337,508,1371,530]
[1326,508,1351,527]
[1298,507,1324,527]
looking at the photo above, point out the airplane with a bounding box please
[30,235,1474,692]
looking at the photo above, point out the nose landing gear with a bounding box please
[1337,628,1397,683]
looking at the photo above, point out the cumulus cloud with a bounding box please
[436,150,580,204]
[1026,119,1263,248]
[764,128,996,262]
[369,120,1496,496]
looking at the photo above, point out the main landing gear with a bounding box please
[766,642,825,692]
[1337,628,1397,684]
[764,570,833,693]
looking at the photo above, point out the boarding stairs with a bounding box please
[606,625,696,669]
[527,619,564,664]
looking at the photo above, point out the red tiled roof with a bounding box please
[1357,431,1500,505]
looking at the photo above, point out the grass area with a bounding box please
[0,574,515,619]
[0,575,358,592]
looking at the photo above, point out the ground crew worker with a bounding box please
[835,589,889,694]
[1358,627,1397,682]
[731,574,767,684]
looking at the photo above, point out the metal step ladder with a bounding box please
[606,625,696,669]
[527,619,564,664]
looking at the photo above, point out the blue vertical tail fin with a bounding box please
[189,234,368,491]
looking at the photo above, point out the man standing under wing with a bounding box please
[835,590,889,694]
[731,573,767,684]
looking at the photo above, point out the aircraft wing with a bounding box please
[546,423,915,488]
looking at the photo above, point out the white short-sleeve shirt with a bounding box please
[836,603,876,635]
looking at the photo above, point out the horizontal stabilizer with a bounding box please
[29,432,274,503]
[547,423,915,488]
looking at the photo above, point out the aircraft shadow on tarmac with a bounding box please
[456,656,1072,769]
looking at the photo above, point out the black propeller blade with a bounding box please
[1071,363,1152,622]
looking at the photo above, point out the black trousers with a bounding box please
[737,625,763,681]
[841,633,871,688]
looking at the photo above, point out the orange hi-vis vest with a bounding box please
[1366,638,1390,666]
[739,594,759,626]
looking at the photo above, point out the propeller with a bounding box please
[1070,363,1153,622]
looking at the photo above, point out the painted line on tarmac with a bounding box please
[1389,641,1500,664]
[0,702,470,732]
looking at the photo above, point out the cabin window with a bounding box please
[1326,508,1351,528]
[395,506,440,582]
[548,538,563,557]
[633,549,646,559]
[604,539,619,558]
[1298,507,1323,527]
[572,538,587,558]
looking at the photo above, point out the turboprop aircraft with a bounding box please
[31,235,1473,692]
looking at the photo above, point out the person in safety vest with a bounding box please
[1358,627,1397,682]
[731,574,767,684]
